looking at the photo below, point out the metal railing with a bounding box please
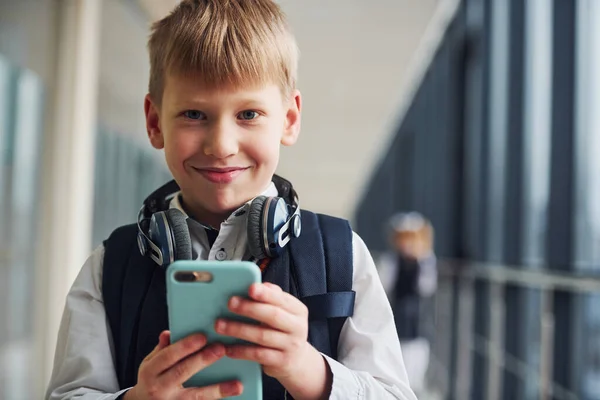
[422,260,600,400]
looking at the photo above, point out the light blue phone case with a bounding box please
[166,260,262,399]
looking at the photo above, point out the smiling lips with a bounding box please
[192,166,249,184]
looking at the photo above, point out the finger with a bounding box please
[159,331,171,347]
[180,380,243,400]
[146,333,207,377]
[228,297,298,333]
[225,345,284,367]
[144,331,171,363]
[159,343,226,387]
[262,282,282,291]
[248,283,307,316]
[215,319,289,349]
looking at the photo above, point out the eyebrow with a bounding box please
[171,96,270,110]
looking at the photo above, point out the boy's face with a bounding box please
[144,73,301,224]
[392,227,433,261]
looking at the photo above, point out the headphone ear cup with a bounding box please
[265,197,290,257]
[247,196,268,260]
[164,208,192,261]
[149,209,192,266]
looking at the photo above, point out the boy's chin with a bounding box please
[181,182,268,221]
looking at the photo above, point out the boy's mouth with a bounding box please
[192,166,249,184]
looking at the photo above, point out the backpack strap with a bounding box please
[102,224,136,369]
[317,213,355,360]
[289,211,355,360]
[102,223,157,388]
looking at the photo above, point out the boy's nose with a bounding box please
[202,123,239,159]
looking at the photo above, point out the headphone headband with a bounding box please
[137,175,301,265]
[141,175,298,215]
[142,180,181,217]
[271,174,298,206]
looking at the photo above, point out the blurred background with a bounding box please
[0,0,598,399]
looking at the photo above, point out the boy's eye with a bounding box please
[183,110,205,120]
[239,110,259,120]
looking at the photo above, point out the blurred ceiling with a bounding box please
[135,0,441,220]
[137,0,180,21]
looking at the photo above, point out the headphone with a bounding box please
[136,176,302,268]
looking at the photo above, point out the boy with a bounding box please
[378,212,438,395]
[46,1,417,399]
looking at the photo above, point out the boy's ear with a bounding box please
[281,90,301,146]
[144,94,164,150]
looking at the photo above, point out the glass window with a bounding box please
[93,126,110,247]
[520,2,553,398]
[575,1,600,399]
[0,54,9,204]
[485,0,510,262]
[574,0,600,271]
[462,0,486,261]
[522,0,553,268]
[92,128,172,248]
[0,63,44,400]
[0,53,12,398]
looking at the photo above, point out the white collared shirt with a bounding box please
[45,183,417,400]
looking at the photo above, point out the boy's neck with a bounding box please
[178,195,230,230]
[176,181,278,230]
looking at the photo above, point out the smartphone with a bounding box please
[166,260,262,399]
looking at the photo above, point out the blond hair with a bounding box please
[147,0,299,103]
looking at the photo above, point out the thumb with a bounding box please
[145,331,171,362]
[157,330,171,349]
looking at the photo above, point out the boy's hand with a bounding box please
[216,283,332,399]
[124,331,243,400]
